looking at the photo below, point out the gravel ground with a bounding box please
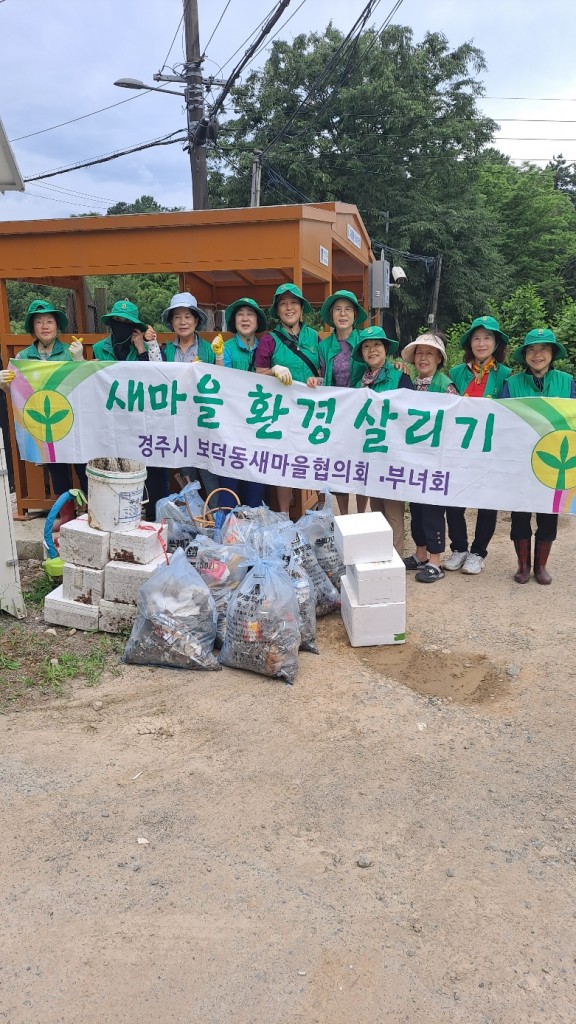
[1,510,575,1024]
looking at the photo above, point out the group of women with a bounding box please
[1,287,573,586]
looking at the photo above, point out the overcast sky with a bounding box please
[1,0,575,221]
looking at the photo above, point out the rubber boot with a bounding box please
[513,538,531,584]
[534,540,553,585]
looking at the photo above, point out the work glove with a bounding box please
[272,364,292,385]
[69,336,84,361]
[0,369,15,386]
[211,334,225,357]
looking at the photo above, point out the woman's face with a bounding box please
[470,328,497,362]
[171,307,199,340]
[331,300,356,334]
[235,306,258,339]
[276,294,302,329]
[33,313,58,345]
[361,339,387,371]
[525,343,553,376]
[414,344,442,378]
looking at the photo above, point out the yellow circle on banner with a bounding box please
[23,390,74,443]
[531,430,576,491]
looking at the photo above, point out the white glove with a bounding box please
[0,369,15,387]
[69,336,84,361]
[272,364,292,385]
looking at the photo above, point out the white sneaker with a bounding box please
[461,552,484,574]
[442,550,468,571]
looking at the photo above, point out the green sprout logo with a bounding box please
[23,390,74,444]
[531,430,576,492]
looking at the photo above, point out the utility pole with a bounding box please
[429,255,443,331]
[250,151,263,207]
[183,0,209,210]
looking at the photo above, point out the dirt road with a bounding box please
[2,511,575,1023]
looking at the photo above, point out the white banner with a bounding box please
[9,359,576,515]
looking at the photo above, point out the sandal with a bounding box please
[403,554,428,570]
[415,564,445,583]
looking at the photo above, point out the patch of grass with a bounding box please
[38,636,124,691]
[23,573,55,608]
[0,652,21,670]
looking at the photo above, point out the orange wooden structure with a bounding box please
[0,202,373,516]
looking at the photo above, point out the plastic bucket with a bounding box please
[86,459,147,533]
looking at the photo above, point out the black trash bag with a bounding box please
[124,547,220,670]
[219,558,301,684]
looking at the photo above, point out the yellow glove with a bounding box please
[69,336,84,361]
[272,364,292,385]
[0,369,15,386]
[211,333,225,357]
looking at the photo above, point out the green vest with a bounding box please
[93,336,144,361]
[269,324,320,384]
[506,368,573,398]
[16,339,72,361]
[426,370,453,394]
[162,335,215,364]
[355,362,403,393]
[319,330,364,387]
[450,361,511,398]
[223,335,258,371]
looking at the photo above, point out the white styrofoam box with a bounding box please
[59,514,110,569]
[109,522,165,564]
[340,575,405,647]
[62,563,104,605]
[346,549,406,606]
[334,511,394,566]
[104,553,166,605]
[99,598,137,634]
[44,585,100,631]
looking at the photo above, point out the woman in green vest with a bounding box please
[93,299,158,361]
[352,326,414,554]
[318,289,368,514]
[444,315,511,575]
[401,332,458,582]
[1,299,87,503]
[221,297,267,506]
[501,328,576,585]
[255,283,322,513]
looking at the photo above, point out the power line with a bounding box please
[216,8,278,75]
[24,188,108,210]
[248,0,308,64]
[23,131,186,183]
[159,13,184,72]
[484,96,576,102]
[202,0,234,56]
[10,92,149,142]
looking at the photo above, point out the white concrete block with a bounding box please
[334,511,394,565]
[44,584,100,631]
[346,549,406,606]
[99,598,137,634]
[62,563,104,604]
[340,575,405,647]
[104,554,166,605]
[109,523,166,564]
[59,515,110,569]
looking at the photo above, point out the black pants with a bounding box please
[510,511,558,544]
[47,463,88,497]
[145,466,169,522]
[409,502,446,554]
[446,507,497,559]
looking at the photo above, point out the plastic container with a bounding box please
[86,459,146,533]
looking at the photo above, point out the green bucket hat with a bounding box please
[268,283,312,317]
[352,325,399,362]
[24,299,68,335]
[225,297,267,333]
[101,299,147,332]
[459,315,509,350]
[320,289,367,328]
[513,327,566,365]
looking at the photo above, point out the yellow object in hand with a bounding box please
[71,335,84,344]
[211,333,225,356]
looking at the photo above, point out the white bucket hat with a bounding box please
[161,292,207,330]
[401,332,447,365]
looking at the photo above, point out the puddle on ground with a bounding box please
[359,640,508,705]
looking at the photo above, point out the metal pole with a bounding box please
[250,151,263,207]
[183,0,209,209]
[429,255,443,331]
